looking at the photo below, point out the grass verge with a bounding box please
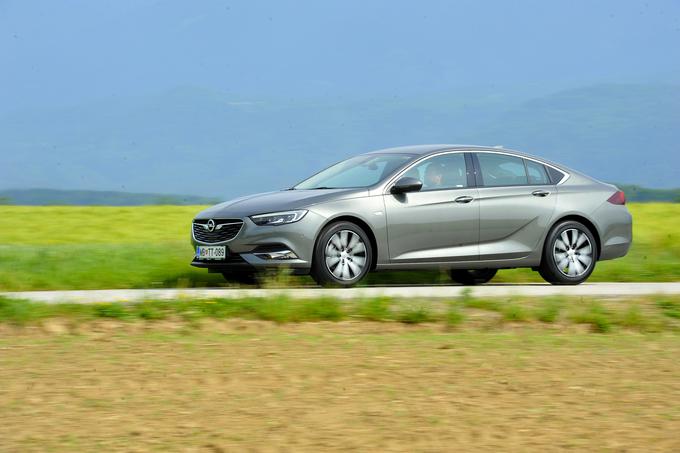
[1,294,679,333]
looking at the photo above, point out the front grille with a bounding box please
[193,218,243,243]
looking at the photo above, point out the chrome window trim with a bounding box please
[380,148,570,195]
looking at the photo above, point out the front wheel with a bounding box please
[311,221,373,287]
[538,220,598,285]
[449,269,497,285]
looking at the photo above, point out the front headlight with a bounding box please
[250,210,308,226]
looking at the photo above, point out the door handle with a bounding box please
[532,190,550,197]
[455,195,474,204]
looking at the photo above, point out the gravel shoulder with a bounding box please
[4,282,680,304]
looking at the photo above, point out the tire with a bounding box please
[311,221,373,287]
[538,220,598,285]
[222,270,258,286]
[449,269,497,285]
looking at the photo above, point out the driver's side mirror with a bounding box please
[390,176,423,194]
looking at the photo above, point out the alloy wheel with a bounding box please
[553,228,593,277]
[324,229,368,281]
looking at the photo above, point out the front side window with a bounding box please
[294,154,414,189]
[477,153,528,187]
[403,153,468,191]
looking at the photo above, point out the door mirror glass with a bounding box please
[390,177,423,194]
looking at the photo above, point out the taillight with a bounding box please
[607,190,626,205]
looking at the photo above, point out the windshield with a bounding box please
[294,154,414,190]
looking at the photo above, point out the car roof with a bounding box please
[365,144,458,155]
[370,143,550,160]
[365,144,576,175]
[367,144,526,156]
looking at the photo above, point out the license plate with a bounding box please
[196,246,227,260]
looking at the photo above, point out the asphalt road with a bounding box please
[2,282,680,304]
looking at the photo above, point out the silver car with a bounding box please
[191,145,632,286]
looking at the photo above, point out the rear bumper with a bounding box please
[600,241,631,261]
[593,203,633,261]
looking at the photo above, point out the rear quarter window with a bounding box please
[546,166,567,184]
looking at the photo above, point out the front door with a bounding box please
[383,152,479,263]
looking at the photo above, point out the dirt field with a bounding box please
[1,322,679,452]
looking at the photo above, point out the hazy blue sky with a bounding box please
[2,0,679,114]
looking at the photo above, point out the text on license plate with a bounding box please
[196,246,227,260]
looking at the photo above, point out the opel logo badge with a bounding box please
[207,219,215,232]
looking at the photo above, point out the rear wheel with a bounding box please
[538,220,597,285]
[311,221,373,287]
[449,269,497,285]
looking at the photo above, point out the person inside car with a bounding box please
[423,162,445,189]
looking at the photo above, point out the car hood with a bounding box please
[195,188,368,219]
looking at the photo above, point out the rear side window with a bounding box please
[525,160,550,185]
[476,153,528,187]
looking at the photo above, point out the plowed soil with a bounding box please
[1,322,678,452]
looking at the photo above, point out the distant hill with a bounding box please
[0,189,220,206]
[616,185,680,203]
[1,84,678,197]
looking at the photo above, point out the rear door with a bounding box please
[472,152,556,260]
[383,152,479,263]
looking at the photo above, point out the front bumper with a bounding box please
[191,254,255,271]
[190,210,326,271]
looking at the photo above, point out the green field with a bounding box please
[0,203,678,291]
